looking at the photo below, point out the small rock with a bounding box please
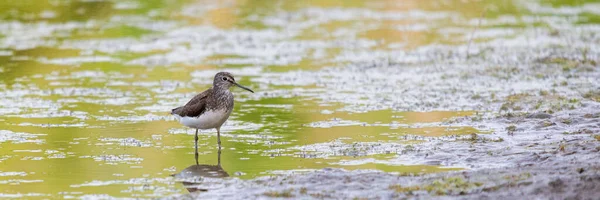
[527,112,553,119]
[424,160,442,165]
[234,171,246,176]
[548,178,565,192]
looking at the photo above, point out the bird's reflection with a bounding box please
[172,148,229,193]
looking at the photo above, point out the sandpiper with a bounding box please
[171,72,254,159]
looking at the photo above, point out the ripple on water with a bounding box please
[96,114,171,122]
[80,154,144,165]
[70,177,176,197]
[0,193,48,198]
[98,137,152,147]
[0,172,27,177]
[0,130,45,144]
[168,120,264,135]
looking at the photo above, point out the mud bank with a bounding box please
[169,165,599,199]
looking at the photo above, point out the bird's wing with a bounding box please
[171,88,211,117]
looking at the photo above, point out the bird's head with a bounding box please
[213,72,254,93]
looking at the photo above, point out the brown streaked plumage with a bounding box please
[170,72,254,160]
[170,88,210,118]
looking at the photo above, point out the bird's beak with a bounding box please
[232,82,254,93]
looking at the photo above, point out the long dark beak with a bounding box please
[232,82,254,93]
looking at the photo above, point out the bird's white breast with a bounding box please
[176,109,232,130]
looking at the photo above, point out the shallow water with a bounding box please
[0,0,598,198]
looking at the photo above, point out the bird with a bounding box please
[171,72,254,160]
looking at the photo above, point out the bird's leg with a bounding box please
[217,144,222,166]
[216,127,221,149]
[194,129,199,165]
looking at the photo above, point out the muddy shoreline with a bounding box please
[170,165,600,199]
[169,102,600,199]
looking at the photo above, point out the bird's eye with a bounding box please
[222,77,228,81]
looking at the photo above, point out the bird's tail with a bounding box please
[171,106,182,115]
[171,107,183,120]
